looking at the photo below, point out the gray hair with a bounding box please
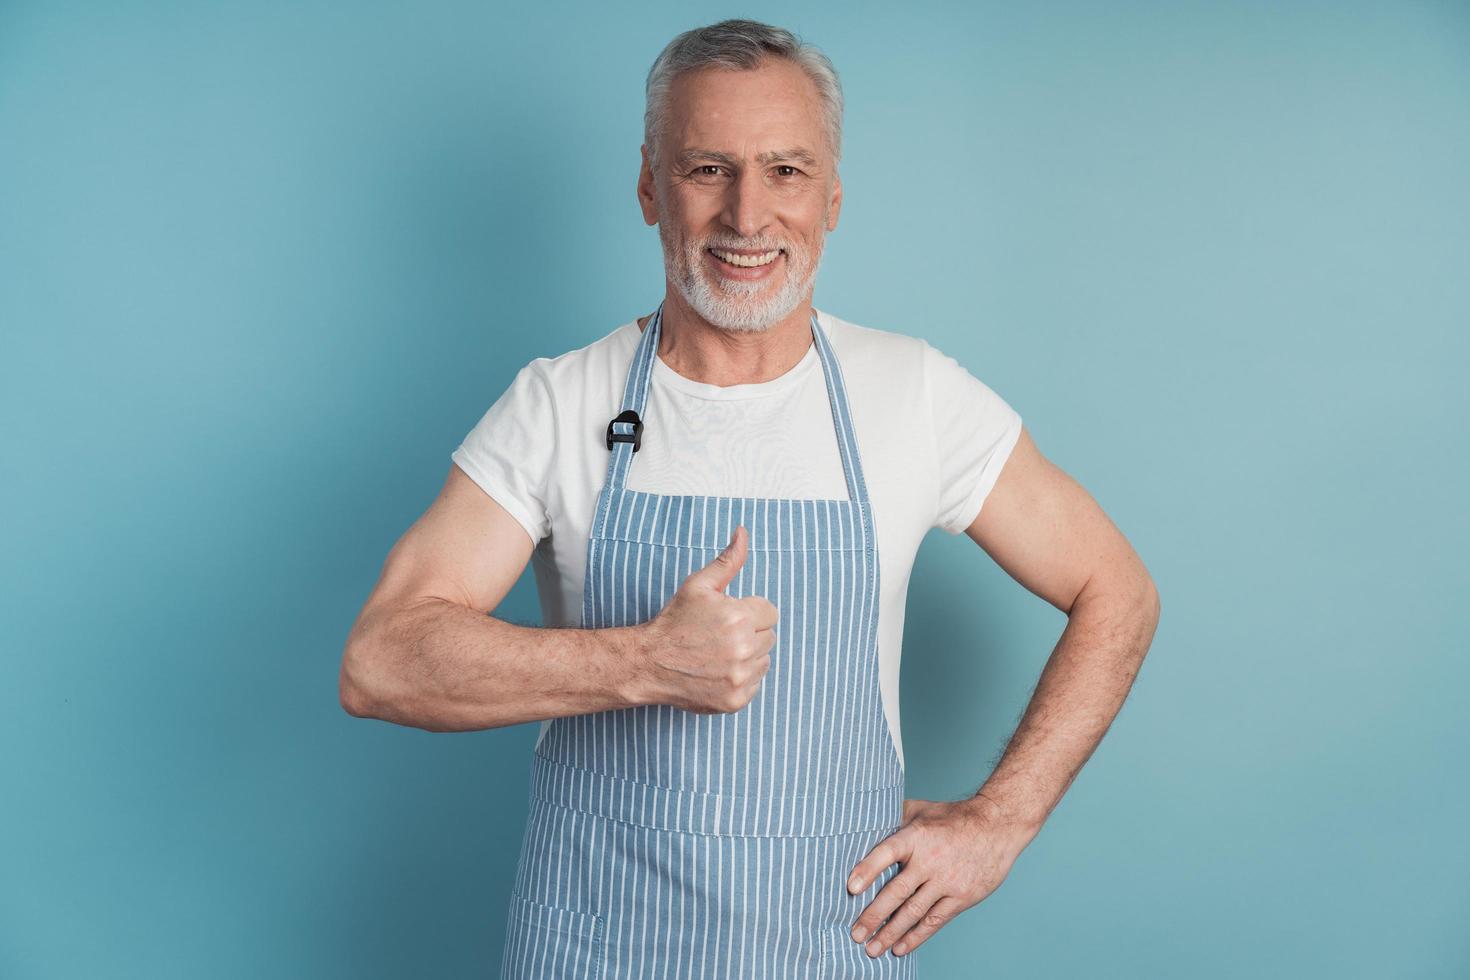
[643,19,844,171]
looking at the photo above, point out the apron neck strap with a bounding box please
[602,301,870,507]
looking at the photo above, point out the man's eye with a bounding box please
[695,165,725,177]
[775,165,801,177]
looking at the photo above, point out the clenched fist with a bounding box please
[639,525,780,714]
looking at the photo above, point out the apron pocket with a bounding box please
[821,923,913,977]
[501,893,606,979]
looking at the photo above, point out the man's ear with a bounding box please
[637,145,659,226]
[826,169,843,232]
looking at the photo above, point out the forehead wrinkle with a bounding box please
[758,147,818,166]
[674,148,737,168]
[673,147,820,168]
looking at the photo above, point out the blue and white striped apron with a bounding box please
[501,303,915,978]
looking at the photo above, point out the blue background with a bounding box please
[2,1,1466,976]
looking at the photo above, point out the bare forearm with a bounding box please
[970,582,1161,846]
[341,597,650,733]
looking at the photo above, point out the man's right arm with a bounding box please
[338,463,653,733]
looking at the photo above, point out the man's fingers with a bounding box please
[745,595,780,631]
[865,880,948,958]
[848,833,906,894]
[849,868,920,945]
[891,894,966,957]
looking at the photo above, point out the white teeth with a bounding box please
[710,248,781,268]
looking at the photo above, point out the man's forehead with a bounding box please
[660,59,831,165]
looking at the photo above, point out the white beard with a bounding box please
[659,220,826,334]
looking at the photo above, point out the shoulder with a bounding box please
[516,318,640,394]
[817,308,929,379]
[822,308,1006,393]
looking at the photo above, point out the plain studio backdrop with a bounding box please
[1,1,1466,977]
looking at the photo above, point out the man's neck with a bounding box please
[637,290,815,387]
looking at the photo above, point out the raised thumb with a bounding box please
[692,525,747,593]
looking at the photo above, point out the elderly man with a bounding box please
[340,17,1159,978]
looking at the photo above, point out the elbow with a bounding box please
[339,620,386,720]
[1122,550,1162,628]
[1119,563,1161,634]
[339,650,373,719]
[340,671,371,719]
[1068,563,1161,625]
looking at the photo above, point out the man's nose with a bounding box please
[720,168,773,240]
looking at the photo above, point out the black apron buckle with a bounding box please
[605,409,643,452]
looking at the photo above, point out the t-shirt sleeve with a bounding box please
[449,361,555,546]
[922,340,1024,535]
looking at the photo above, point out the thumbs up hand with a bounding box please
[639,526,780,714]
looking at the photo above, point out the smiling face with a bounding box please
[638,57,843,333]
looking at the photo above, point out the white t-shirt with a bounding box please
[450,307,1023,771]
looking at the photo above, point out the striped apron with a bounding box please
[501,302,914,978]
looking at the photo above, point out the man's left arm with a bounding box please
[846,424,1162,960]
